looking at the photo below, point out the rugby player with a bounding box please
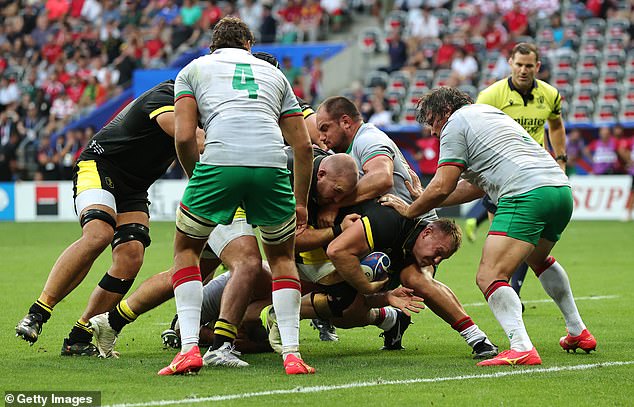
[162,16,314,375]
[314,96,499,358]
[91,150,359,363]
[15,80,203,356]
[382,87,596,365]
[469,42,567,297]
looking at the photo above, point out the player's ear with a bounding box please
[340,114,350,129]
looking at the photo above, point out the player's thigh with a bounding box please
[73,159,117,217]
[525,238,557,270]
[241,167,296,227]
[297,262,338,284]
[479,235,533,279]
[208,211,258,260]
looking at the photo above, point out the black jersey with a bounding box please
[285,146,331,226]
[78,80,176,190]
[296,96,315,120]
[338,200,428,272]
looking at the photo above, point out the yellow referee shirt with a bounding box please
[476,77,562,147]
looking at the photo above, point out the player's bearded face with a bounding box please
[317,112,347,152]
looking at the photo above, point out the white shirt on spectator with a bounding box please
[321,0,343,15]
[473,0,497,15]
[50,96,77,120]
[239,3,262,34]
[368,110,394,127]
[408,10,439,39]
[0,82,20,106]
[81,0,103,22]
[451,55,478,79]
[491,54,511,79]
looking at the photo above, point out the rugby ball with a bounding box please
[360,252,390,281]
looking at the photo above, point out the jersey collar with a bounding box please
[345,122,366,154]
[507,76,538,105]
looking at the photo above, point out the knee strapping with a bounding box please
[98,273,135,295]
[112,223,151,249]
[259,215,296,245]
[310,288,357,319]
[80,208,116,230]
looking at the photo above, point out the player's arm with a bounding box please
[316,155,393,228]
[380,165,462,218]
[295,227,335,252]
[280,115,313,229]
[338,155,394,207]
[548,116,567,171]
[326,217,387,294]
[155,110,176,137]
[438,179,485,207]
[296,213,361,252]
[156,111,206,153]
[174,96,199,178]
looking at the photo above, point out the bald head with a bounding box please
[316,153,359,205]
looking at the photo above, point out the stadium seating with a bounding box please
[619,101,634,124]
[593,100,620,125]
[568,101,594,124]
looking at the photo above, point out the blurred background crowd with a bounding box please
[0,0,633,183]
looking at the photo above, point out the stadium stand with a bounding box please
[1,0,633,181]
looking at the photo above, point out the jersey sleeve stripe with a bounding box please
[361,216,374,250]
[281,108,303,118]
[362,153,391,166]
[175,91,195,103]
[438,159,466,168]
[148,105,175,120]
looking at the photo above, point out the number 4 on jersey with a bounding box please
[232,64,259,99]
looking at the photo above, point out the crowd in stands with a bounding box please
[1,0,634,183]
[0,0,343,182]
[351,0,634,177]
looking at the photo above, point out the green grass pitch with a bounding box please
[1,220,633,406]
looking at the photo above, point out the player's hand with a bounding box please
[379,194,410,217]
[295,204,308,235]
[386,287,425,316]
[406,167,424,200]
[341,213,361,231]
[317,204,338,228]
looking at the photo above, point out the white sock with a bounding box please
[460,324,487,348]
[173,267,203,353]
[487,283,533,351]
[376,307,398,331]
[538,260,586,336]
[272,278,301,356]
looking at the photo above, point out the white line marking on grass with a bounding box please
[463,295,619,308]
[105,360,634,407]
